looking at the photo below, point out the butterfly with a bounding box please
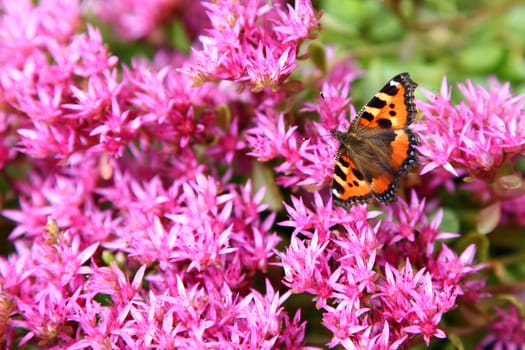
[331,72,419,209]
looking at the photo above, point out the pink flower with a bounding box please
[0,0,506,347]
[323,302,369,348]
[417,76,525,180]
[273,0,320,43]
[246,57,363,190]
[85,0,207,41]
[2,233,98,346]
[478,305,525,349]
[279,229,331,295]
[279,190,484,348]
[85,264,145,306]
[246,45,297,92]
[402,273,448,345]
[378,191,459,264]
[204,117,245,165]
[1,23,121,159]
[501,191,525,227]
[181,0,320,91]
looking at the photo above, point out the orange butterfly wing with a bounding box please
[331,73,418,208]
[355,73,417,130]
[332,152,373,206]
[390,129,419,174]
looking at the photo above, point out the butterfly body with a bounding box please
[331,73,419,208]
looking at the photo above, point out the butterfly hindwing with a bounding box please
[390,129,419,175]
[331,72,419,208]
[332,151,373,207]
[370,172,397,203]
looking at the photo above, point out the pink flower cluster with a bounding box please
[417,76,525,180]
[85,0,209,41]
[279,191,483,348]
[0,0,522,348]
[0,0,319,347]
[181,0,320,91]
[246,55,362,189]
[478,305,525,349]
[416,76,525,229]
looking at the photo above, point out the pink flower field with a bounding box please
[0,0,524,349]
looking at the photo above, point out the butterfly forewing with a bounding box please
[355,73,417,130]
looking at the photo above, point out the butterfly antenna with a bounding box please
[312,91,343,141]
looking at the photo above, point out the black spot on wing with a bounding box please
[367,96,387,109]
[334,165,346,180]
[377,119,393,128]
[332,180,344,193]
[338,155,349,168]
[352,168,365,181]
[380,83,398,96]
[361,111,374,122]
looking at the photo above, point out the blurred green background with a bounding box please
[316,0,525,103]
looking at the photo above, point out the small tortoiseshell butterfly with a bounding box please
[331,72,419,208]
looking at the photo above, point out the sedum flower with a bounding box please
[279,191,484,348]
[181,0,320,91]
[417,76,525,181]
